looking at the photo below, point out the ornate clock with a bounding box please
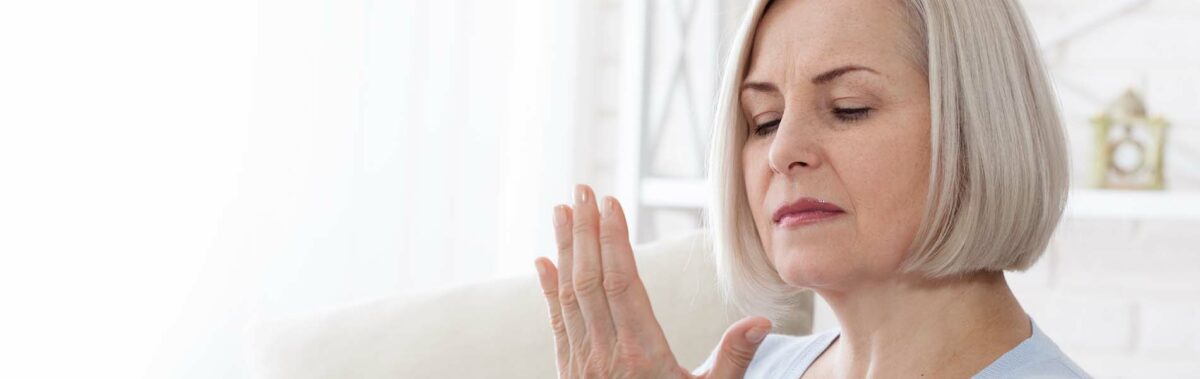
[1091,89,1169,190]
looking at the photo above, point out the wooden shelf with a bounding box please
[639,178,1200,220]
[1065,189,1200,220]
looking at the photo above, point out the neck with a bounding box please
[815,271,1030,378]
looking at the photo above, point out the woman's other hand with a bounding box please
[534,184,773,379]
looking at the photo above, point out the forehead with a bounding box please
[744,0,911,81]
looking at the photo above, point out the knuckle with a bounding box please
[601,271,635,298]
[573,216,596,236]
[549,313,568,336]
[598,222,626,244]
[555,234,573,253]
[725,342,756,368]
[573,274,605,297]
[541,285,558,299]
[558,287,580,309]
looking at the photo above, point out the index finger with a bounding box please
[598,196,667,345]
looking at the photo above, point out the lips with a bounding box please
[772,197,845,226]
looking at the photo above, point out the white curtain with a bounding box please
[0,0,578,377]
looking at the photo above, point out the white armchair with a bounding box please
[251,230,813,378]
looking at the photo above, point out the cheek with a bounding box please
[741,143,773,247]
[839,123,930,264]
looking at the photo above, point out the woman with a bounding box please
[532,0,1088,377]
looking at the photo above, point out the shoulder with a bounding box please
[974,319,1093,379]
[1003,358,1092,379]
[691,329,839,377]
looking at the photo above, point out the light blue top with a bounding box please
[691,317,1091,378]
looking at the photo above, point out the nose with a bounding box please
[767,118,822,175]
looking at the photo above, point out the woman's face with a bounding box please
[741,0,931,290]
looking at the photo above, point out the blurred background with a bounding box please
[0,0,1197,377]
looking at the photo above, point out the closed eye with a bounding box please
[752,120,780,137]
[751,107,872,137]
[833,107,871,122]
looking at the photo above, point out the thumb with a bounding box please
[705,316,772,379]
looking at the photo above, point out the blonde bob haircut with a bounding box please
[705,0,1069,324]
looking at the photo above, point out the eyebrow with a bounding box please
[740,65,879,94]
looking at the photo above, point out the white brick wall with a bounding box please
[580,0,1200,377]
[1010,217,1200,378]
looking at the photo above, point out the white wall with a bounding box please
[0,1,256,377]
[0,0,579,377]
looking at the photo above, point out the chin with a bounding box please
[770,244,858,290]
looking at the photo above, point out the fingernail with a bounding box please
[746,327,768,343]
[535,259,546,276]
[553,205,566,227]
[574,184,589,204]
[600,197,613,218]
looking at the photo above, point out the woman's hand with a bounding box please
[533,184,773,379]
